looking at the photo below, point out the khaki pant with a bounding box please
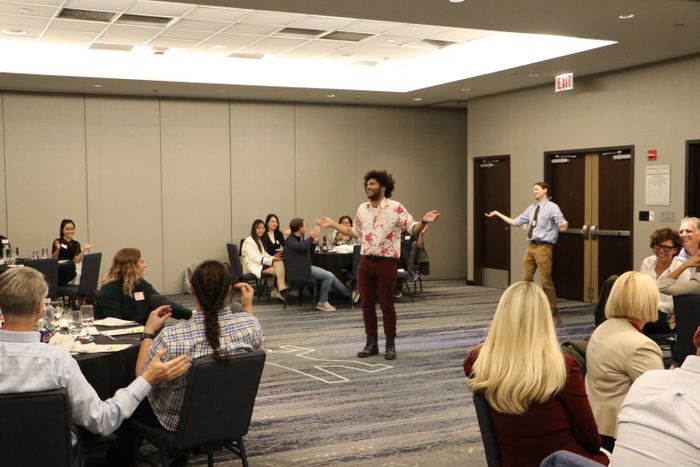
[523,243,558,314]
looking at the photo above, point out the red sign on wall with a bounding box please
[555,73,574,92]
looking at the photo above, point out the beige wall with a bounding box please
[0,93,467,293]
[467,54,700,283]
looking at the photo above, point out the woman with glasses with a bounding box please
[639,227,690,334]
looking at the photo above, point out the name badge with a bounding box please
[134,291,145,301]
[61,243,68,249]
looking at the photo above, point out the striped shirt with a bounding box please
[142,304,264,431]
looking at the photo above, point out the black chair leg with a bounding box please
[208,452,214,467]
[239,438,248,467]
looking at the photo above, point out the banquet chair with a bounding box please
[473,391,502,467]
[0,388,78,467]
[672,295,700,365]
[24,258,59,299]
[57,252,102,304]
[395,241,419,302]
[132,350,266,467]
[227,243,270,303]
[283,244,318,310]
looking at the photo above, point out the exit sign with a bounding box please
[555,72,574,92]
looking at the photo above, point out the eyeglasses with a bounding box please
[653,244,675,252]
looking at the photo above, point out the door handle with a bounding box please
[590,225,597,240]
[582,225,588,240]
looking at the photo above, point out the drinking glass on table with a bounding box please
[80,305,95,341]
[51,300,64,327]
[69,309,82,339]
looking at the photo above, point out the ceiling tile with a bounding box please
[364,34,414,46]
[239,36,306,54]
[289,15,355,31]
[146,37,200,49]
[16,0,63,5]
[222,23,278,35]
[342,20,398,34]
[64,0,133,13]
[240,10,302,27]
[385,24,446,39]
[0,12,47,27]
[48,18,108,32]
[127,1,195,17]
[169,18,229,32]
[295,39,345,52]
[41,29,99,44]
[184,5,248,22]
[199,32,261,48]
[428,28,493,42]
[0,2,57,17]
[98,24,161,45]
[278,48,328,59]
[156,27,210,40]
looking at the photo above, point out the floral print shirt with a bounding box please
[353,198,419,258]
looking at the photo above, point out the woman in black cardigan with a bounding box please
[94,248,191,324]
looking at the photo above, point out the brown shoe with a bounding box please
[384,336,396,360]
[357,334,379,358]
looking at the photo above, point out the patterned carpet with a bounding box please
[135,279,597,467]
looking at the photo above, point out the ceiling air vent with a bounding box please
[57,8,116,22]
[89,43,133,52]
[274,27,325,38]
[320,31,373,42]
[116,14,173,26]
[229,53,265,59]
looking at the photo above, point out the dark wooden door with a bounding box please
[549,155,586,300]
[686,140,700,217]
[547,148,634,302]
[474,156,510,287]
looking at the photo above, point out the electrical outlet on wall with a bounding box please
[649,211,655,221]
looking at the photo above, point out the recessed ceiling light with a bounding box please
[1,28,27,36]
[326,93,336,98]
[449,0,465,3]
[413,97,422,101]
[529,73,540,77]
[211,45,226,50]
[460,88,470,92]
[18,7,31,13]
[216,89,226,94]
[92,84,103,88]
[386,39,396,43]
[618,14,635,19]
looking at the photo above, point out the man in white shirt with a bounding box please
[611,327,700,466]
[0,267,190,459]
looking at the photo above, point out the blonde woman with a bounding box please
[585,271,664,452]
[94,248,192,324]
[464,281,607,467]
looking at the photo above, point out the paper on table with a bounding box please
[49,333,74,351]
[100,326,145,336]
[71,341,131,353]
[94,317,139,327]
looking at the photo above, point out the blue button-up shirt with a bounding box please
[513,199,567,244]
[0,329,151,442]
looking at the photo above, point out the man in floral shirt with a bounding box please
[318,170,439,359]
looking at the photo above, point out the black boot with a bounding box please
[385,336,396,360]
[357,333,379,358]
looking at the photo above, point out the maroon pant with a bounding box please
[358,256,398,338]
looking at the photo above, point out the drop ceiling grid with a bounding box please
[0,0,486,66]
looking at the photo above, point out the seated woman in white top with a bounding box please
[639,227,690,334]
[241,219,286,300]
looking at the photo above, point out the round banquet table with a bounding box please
[312,251,353,279]
[73,331,141,400]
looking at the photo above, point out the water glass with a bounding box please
[81,305,94,327]
[69,309,82,339]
